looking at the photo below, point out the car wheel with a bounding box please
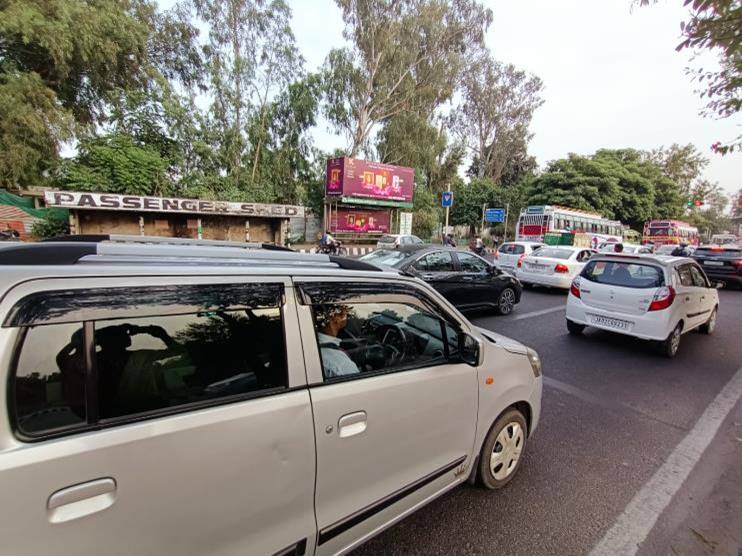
[495,287,516,315]
[566,319,585,335]
[700,308,717,335]
[660,323,682,358]
[478,409,527,490]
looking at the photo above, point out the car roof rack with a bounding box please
[42,234,293,251]
[1,238,383,272]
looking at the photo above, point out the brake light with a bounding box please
[517,254,525,268]
[648,286,675,311]
[570,277,581,298]
[555,263,569,273]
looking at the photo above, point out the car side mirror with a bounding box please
[458,332,481,367]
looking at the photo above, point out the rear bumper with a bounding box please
[565,297,672,341]
[516,269,572,289]
[702,270,742,285]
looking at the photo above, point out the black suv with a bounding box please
[692,245,742,288]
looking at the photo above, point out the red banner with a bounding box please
[332,208,390,234]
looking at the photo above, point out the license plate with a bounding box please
[527,263,548,273]
[589,314,633,331]
[703,260,724,266]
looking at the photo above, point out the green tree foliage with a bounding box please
[0,70,73,187]
[194,0,303,196]
[323,0,492,156]
[528,149,686,230]
[31,212,69,240]
[451,53,544,183]
[0,0,202,189]
[641,0,741,153]
[59,133,169,196]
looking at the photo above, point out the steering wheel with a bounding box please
[375,324,408,365]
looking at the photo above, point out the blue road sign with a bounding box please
[485,208,506,223]
[442,191,453,208]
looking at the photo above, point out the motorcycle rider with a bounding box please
[320,230,339,254]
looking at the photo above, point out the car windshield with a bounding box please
[582,260,665,288]
[499,243,525,254]
[360,249,409,267]
[530,248,573,259]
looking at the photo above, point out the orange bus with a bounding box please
[642,220,699,247]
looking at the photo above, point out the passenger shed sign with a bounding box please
[44,191,304,218]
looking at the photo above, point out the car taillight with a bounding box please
[648,286,675,311]
[495,250,499,259]
[570,277,581,298]
[517,254,525,268]
[555,263,569,273]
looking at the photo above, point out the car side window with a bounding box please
[676,264,695,287]
[689,265,709,288]
[310,301,459,381]
[413,251,454,272]
[11,283,287,438]
[458,252,489,273]
[14,323,87,436]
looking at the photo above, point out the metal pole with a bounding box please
[503,203,510,243]
[481,203,486,235]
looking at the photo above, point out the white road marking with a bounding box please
[590,365,742,556]
[511,305,565,321]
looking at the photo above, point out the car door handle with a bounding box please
[47,478,117,523]
[420,274,435,280]
[338,411,367,438]
[462,275,475,281]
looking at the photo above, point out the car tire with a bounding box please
[699,307,717,335]
[495,287,516,315]
[478,409,528,490]
[566,320,585,335]
[660,323,683,358]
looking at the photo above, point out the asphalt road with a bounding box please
[353,286,742,555]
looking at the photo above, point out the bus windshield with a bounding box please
[648,226,669,237]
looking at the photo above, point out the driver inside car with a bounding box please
[315,304,361,378]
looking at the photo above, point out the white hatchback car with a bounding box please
[516,246,595,289]
[495,242,545,273]
[566,254,720,357]
[376,234,424,250]
[598,242,653,255]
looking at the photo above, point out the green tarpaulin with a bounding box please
[0,190,68,220]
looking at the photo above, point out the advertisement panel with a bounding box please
[325,157,414,203]
[332,207,390,234]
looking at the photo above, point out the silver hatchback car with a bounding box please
[0,236,542,555]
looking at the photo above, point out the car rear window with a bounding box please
[582,260,664,288]
[531,248,572,259]
[695,247,741,259]
[498,244,525,255]
[378,235,396,243]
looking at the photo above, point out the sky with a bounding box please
[290,0,741,197]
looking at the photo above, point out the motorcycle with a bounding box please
[317,240,347,256]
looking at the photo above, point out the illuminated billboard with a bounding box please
[331,207,390,234]
[325,157,414,204]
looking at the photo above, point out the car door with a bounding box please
[454,251,501,307]
[675,263,703,329]
[295,281,478,556]
[0,276,316,556]
[410,250,461,305]
[689,264,715,322]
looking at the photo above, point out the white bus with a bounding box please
[516,205,623,248]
